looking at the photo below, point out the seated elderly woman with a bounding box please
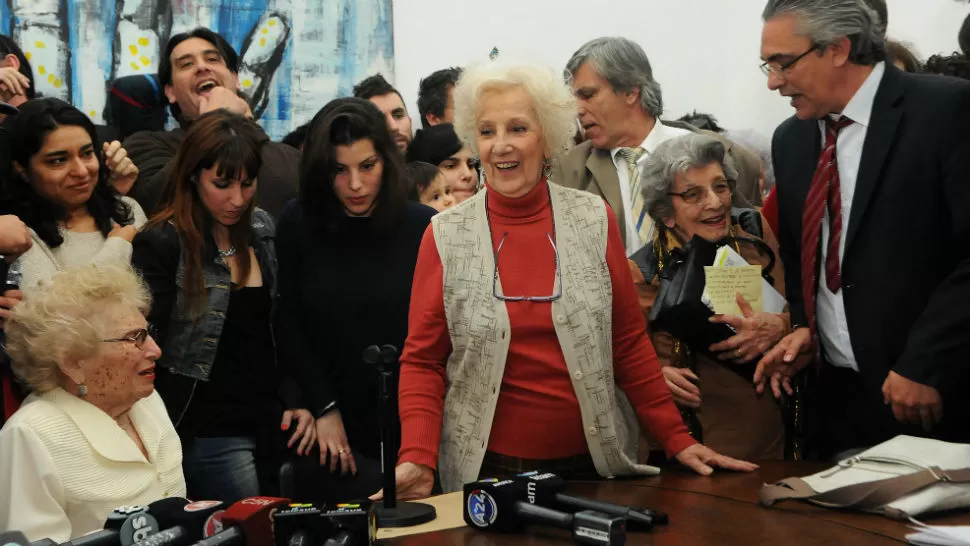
[628,133,791,461]
[0,263,184,541]
[383,59,757,499]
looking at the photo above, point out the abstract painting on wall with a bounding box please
[1,0,395,140]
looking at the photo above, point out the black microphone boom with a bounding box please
[463,478,626,545]
[515,471,667,530]
[361,344,436,528]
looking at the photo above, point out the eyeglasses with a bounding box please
[103,324,158,348]
[759,45,820,77]
[668,179,735,205]
[492,231,563,303]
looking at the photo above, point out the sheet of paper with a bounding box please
[703,265,763,316]
[702,245,787,314]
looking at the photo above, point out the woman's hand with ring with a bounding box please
[709,293,788,364]
[314,410,358,475]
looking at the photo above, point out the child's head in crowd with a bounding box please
[407,161,454,213]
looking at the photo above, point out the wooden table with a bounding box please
[382,461,970,545]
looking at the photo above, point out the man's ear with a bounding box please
[623,87,641,107]
[830,36,853,68]
[12,161,26,177]
[662,216,676,230]
[426,113,442,126]
[164,84,177,105]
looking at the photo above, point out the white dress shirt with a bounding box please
[816,62,886,371]
[0,388,186,542]
[611,121,692,256]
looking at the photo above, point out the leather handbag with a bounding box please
[760,435,970,519]
[647,234,775,380]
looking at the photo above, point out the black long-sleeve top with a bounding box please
[274,199,434,458]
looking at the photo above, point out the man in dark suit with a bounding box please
[755,0,970,459]
[555,37,763,256]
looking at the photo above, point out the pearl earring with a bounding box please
[77,384,88,397]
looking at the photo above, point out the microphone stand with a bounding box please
[363,345,437,528]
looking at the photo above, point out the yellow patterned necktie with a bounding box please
[618,147,649,246]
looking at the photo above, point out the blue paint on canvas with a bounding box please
[1,0,395,141]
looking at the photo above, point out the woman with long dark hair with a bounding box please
[275,98,435,500]
[132,110,315,503]
[1,98,145,291]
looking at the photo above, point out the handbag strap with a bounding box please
[760,467,970,511]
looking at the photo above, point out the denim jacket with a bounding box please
[160,208,277,381]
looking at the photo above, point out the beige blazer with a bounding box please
[0,388,185,542]
[553,121,763,249]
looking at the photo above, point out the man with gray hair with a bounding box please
[756,0,970,460]
[556,37,763,256]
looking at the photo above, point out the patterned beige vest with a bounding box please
[431,182,660,493]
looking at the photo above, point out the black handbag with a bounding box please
[647,234,776,381]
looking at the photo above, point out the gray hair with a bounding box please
[762,0,886,65]
[641,134,739,225]
[564,37,663,117]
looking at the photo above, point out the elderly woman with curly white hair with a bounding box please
[383,59,758,499]
[0,263,185,542]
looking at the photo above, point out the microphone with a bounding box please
[321,501,376,546]
[55,504,163,546]
[463,478,626,545]
[362,345,437,528]
[1,531,29,546]
[274,504,327,546]
[129,498,225,546]
[514,471,668,530]
[274,501,376,546]
[192,497,290,546]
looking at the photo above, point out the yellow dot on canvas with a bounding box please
[129,44,138,55]
[130,62,140,71]
[38,65,46,75]
[35,41,46,49]
[138,37,150,46]
[90,111,97,117]
[24,52,31,60]
[268,19,276,26]
[242,78,253,88]
[141,56,151,66]
[261,27,268,35]
[54,78,62,88]
[259,37,266,47]
[47,74,54,83]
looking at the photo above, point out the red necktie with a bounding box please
[801,116,853,337]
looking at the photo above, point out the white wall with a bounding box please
[392,0,969,138]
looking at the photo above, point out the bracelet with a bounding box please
[314,401,337,420]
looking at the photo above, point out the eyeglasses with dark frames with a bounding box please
[102,324,158,348]
[492,231,563,302]
[760,45,821,77]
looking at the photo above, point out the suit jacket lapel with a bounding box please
[846,67,904,253]
[586,149,624,231]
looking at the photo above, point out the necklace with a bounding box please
[218,246,237,258]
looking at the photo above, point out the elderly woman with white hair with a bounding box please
[0,263,185,542]
[629,133,791,461]
[384,60,757,499]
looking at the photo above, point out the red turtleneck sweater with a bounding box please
[398,180,695,467]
